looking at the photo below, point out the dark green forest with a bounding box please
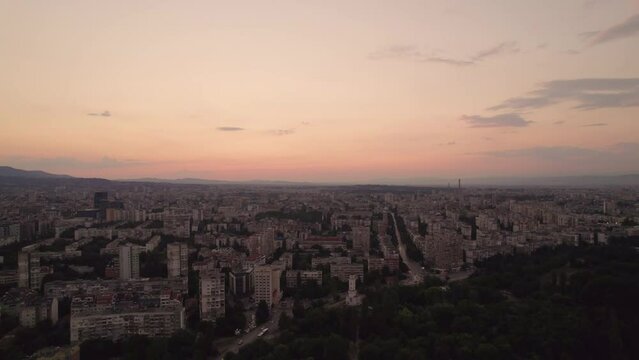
[226,238,639,360]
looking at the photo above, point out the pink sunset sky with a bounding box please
[1,0,639,182]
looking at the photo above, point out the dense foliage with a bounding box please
[226,239,639,360]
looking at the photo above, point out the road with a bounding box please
[390,212,425,285]
[216,307,285,359]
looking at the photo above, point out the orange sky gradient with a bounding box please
[1,1,638,182]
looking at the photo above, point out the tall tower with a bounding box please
[346,274,360,306]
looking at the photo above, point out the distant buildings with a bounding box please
[285,270,323,288]
[118,245,141,280]
[330,263,364,282]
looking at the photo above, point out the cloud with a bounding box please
[586,14,639,46]
[438,141,456,146]
[554,120,566,125]
[489,78,639,111]
[3,156,144,170]
[425,56,474,66]
[217,126,244,132]
[470,42,519,62]
[581,122,607,127]
[268,129,296,136]
[461,113,532,128]
[483,146,604,159]
[370,41,518,66]
[481,142,639,162]
[88,110,111,117]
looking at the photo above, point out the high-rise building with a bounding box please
[254,265,281,307]
[199,269,225,322]
[18,251,41,290]
[93,192,108,209]
[167,243,188,280]
[119,245,141,280]
[352,226,371,256]
[229,266,254,296]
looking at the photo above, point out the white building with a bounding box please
[254,265,281,307]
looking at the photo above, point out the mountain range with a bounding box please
[1,166,638,187]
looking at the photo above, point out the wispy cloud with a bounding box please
[481,142,639,163]
[585,14,639,46]
[554,120,566,125]
[471,42,519,62]
[581,122,607,127]
[370,41,518,66]
[217,126,244,132]
[268,129,296,136]
[483,146,603,159]
[461,113,532,128]
[489,78,639,111]
[2,156,144,170]
[88,110,111,117]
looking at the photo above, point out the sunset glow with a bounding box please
[1,0,638,182]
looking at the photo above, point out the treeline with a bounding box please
[226,239,639,359]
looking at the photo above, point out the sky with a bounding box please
[1,0,638,183]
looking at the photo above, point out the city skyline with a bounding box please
[2,1,639,181]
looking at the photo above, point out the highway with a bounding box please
[390,212,425,285]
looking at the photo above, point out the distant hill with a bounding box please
[122,177,312,186]
[0,166,72,179]
[2,165,638,187]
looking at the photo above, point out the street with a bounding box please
[390,212,425,285]
[215,306,286,359]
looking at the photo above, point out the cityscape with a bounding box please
[1,1,639,359]
[0,173,638,359]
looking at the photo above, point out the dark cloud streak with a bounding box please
[217,126,245,132]
[489,78,639,111]
[587,14,639,46]
[461,113,532,128]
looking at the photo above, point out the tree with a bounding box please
[293,298,305,319]
[278,312,292,330]
[256,300,270,325]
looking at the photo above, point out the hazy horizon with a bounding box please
[2,1,639,182]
